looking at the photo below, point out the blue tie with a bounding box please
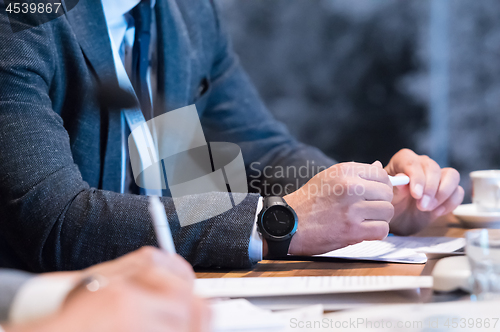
[122,0,154,194]
[131,0,153,121]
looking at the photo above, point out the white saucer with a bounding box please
[453,204,500,228]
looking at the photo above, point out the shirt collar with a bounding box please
[101,0,156,25]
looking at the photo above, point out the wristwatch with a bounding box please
[257,196,298,259]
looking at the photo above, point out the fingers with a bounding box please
[132,265,203,332]
[351,200,394,222]
[358,221,390,242]
[346,200,393,244]
[190,298,212,332]
[158,254,196,285]
[145,295,192,332]
[386,149,461,212]
[372,160,383,168]
[156,295,210,332]
[431,186,465,219]
[357,162,391,186]
[133,264,192,296]
[148,273,210,332]
[431,168,461,210]
[403,160,426,200]
[386,149,425,199]
[122,247,195,283]
[361,180,394,202]
[404,158,460,212]
[418,157,442,210]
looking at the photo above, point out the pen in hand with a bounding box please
[389,175,410,187]
[149,196,176,254]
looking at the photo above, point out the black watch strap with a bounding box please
[266,236,292,259]
[263,196,287,209]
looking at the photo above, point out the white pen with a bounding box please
[389,175,410,187]
[149,196,176,254]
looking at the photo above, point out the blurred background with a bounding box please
[216,0,500,202]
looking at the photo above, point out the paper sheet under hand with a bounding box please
[314,236,465,264]
[195,276,433,298]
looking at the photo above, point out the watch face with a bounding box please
[262,205,296,237]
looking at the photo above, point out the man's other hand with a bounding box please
[385,148,464,235]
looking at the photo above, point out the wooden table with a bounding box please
[196,214,472,308]
[196,214,468,279]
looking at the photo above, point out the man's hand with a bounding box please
[385,149,464,235]
[6,247,211,332]
[82,246,196,286]
[284,161,394,256]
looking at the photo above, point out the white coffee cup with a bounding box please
[471,170,500,212]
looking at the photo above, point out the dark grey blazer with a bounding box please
[0,0,334,272]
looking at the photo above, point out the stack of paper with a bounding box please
[313,236,465,264]
[195,275,433,298]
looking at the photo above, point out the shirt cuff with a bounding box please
[248,197,264,264]
[9,275,79,324]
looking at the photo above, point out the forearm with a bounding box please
[4,186,261,271]
[248,143,336,196]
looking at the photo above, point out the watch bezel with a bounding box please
[258,202,298,241]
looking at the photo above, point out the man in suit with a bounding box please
[0,0,464,272]
[0,247,210,332]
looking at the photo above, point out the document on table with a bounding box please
[312,236,465,264]
[323,299,500,332]
[246,289,424,311]
[211,299,323,332]
[195,275,433,298]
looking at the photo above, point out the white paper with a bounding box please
[323,299,500,332]
[210,299,285,331]
[195,276,433,298]
[246,289,423,311]
[315,236,465,264]
[211,299,323,332]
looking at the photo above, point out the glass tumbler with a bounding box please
[466,229,500,300]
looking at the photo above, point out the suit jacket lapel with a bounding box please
[64,0,118,86]
[65,0,122,191]
[155,0,192,113]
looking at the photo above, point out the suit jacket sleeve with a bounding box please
[0,270,33,322]
[201,2,337,196]
[0,11,260,272]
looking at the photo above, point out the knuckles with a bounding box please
[422,155,441,172]
[134,246,162,264]
[381,186,394,202]
[132,247,195,280]
[419,154,431,163]
[444,167,461,183]
[345,202,363,223]
[384,202,395,221]
[398,148,415,158]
